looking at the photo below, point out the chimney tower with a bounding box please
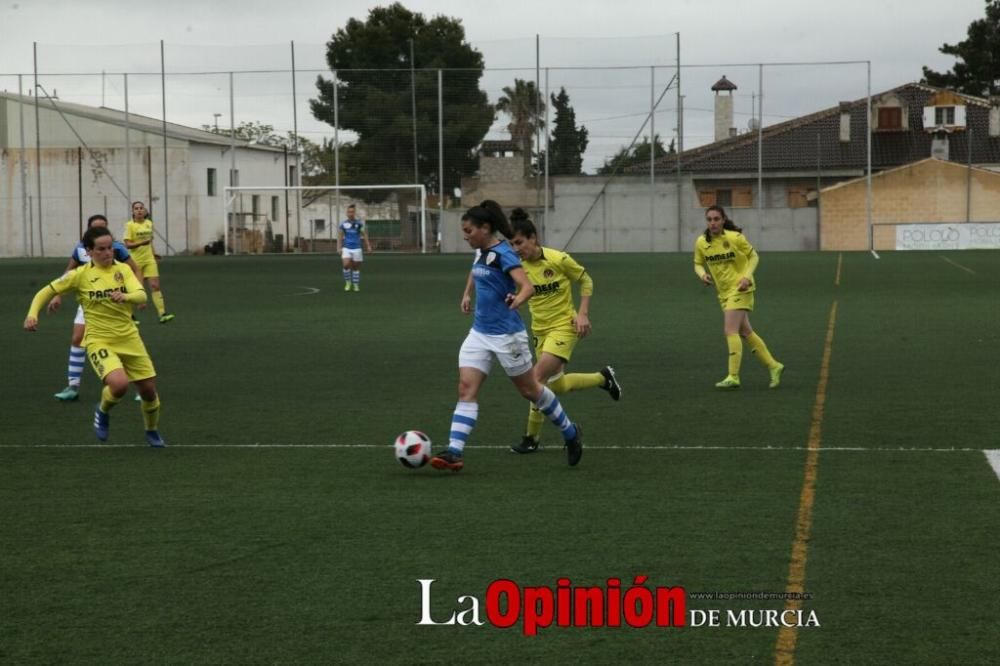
[712,75,738,142]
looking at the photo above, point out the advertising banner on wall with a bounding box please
[895,223,1000,250]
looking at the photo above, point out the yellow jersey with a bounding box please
[521,247,593,333]
[34,261,146,342]
[693,229,759,296]
[123,218,155,264]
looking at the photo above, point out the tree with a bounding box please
[202,121,288,146]
[310,3,493,191]
[202,121,328,181]
[547,87,588,176]
[496,79,545,178]
[921,0,1000,96]
[597,135,668,175]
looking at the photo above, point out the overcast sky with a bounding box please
[0,0,989,171]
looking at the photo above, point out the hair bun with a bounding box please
[510,208,528,221]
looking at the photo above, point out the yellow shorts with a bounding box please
[719,290,755,311]
[135,257,159,279]
[84,335,156,381]
[533,325,580,363]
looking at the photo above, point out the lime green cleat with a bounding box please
[352,283,360,292]
[715,375,741,389]
[344,281,351,291]
[769,363,785,388]
[159,313,175,324]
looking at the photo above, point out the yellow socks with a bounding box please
[548,372,604,393]
[526,404,545,441]
[726,334,743,377]
[151,291,166,316]
[100,385,122,413]
[745,332,779,368]
[141,396,161,431]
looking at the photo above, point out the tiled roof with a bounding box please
[648,82,1000,174]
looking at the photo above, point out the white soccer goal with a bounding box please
[222,184,428,255]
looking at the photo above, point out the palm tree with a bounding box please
[496,79,545,178]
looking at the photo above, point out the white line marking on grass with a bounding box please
[870,249,880,259]
[0,443,988,452]
[940,256,976,275]
[294,286,321,296]
[985,450,1000,482]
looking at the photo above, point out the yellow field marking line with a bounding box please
[940,256,976,275]
[775,293,840,664]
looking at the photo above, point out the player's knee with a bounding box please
[456,379,477,401]
[516,382,540,402]
[107,378,129,397]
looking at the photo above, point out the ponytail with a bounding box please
[463,199,513,239]
[509,207,537,239]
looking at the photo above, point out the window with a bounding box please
[252,195,260,223]
[271,196,280,222]
[207,168,217,196]
[935,106,955,125]
[229,169,240,187]
[698,186,753,209]
[288,165,297,185]
[878,107,902,130]
[313,219,326,234]
[787,187,818,209]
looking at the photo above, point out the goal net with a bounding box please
[221,184,428,255]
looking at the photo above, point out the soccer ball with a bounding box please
[394,430,432,468]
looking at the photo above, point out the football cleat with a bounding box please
[344,281,352,291]
[715,375,741,389]
[430,449,464,472]
[769,363,785,389]
[54,386,80,401]
[510,435,540,454]
[158,313,175,324]
[564,424,583,466]
[93,406,110,441]
[352,283,360,292]
[145,430,166,448]
[599,365,622,401]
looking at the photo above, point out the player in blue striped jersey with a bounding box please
[48,215,143,401]
[430,200,583,472]
[337,204,372,292]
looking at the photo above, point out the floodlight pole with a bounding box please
[410,38,418,187]
[161,40,169,254]
[124,73,132,208]
[866,61,874,256]
[18,74,29,256]
[675,32,682,252]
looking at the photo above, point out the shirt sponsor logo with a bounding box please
[704,251,736,262]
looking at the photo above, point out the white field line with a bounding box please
[293,286,321,296]
[985,450,1000,482]
[940,256,977,275]
[0,443,989,452]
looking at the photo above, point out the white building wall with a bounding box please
[1,143,285,257]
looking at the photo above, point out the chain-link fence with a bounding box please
[4,37,993,257]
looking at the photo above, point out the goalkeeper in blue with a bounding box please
[430,200,583,472]
[24,226,166,447]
